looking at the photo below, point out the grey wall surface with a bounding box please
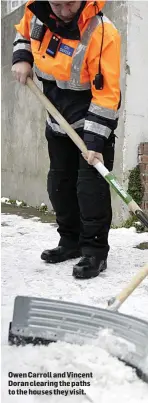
[104,1,128,223]
[1,5,50,208]
[1,1,7,18]
[1,2,128,222]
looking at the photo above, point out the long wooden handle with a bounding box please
[27,77,88,155]
[26,77,148,228]
[108,263,148,311]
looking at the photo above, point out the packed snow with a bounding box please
[1,213,148,402]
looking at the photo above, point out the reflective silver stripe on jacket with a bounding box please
[56,80,90,90]
[35,66,55,81]
[34,15,113,90]
[47,115,85,134]
[88,102,119,120]
[13,32,32,53]
[61,15,113,90]
[13,43,32,52]
[57,15,104,90]
[84,120,111,139]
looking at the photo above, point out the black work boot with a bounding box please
[41,246,81,263]
[73,256,107,279]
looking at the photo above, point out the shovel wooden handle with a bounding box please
[26,77,88,155]
[108,263,148,310]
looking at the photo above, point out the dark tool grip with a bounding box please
[135,210,148,228]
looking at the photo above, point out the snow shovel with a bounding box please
[26,77,148,228]
[8,264,148,381]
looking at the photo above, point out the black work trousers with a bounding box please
[46,127,115,259]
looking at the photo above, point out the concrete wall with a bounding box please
[1,5,50,208]
[1,2,148,223]
[123,1,148,179]
[1,1,7,18]
[104,1,128,223]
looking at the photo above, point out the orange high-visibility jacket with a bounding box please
[12,1,121,152]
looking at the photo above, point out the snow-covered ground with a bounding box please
[1,213,148,403]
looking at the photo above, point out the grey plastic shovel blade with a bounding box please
[9,296,148,381]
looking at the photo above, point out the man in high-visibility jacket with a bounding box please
[12,1,121,279]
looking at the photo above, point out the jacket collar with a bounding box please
[27,1,105,40]
[27,1,87,40]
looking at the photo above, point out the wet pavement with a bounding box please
[1,203,148,249]
[1,203,57,224]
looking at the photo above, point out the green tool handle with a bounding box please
[26,77,148,227]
